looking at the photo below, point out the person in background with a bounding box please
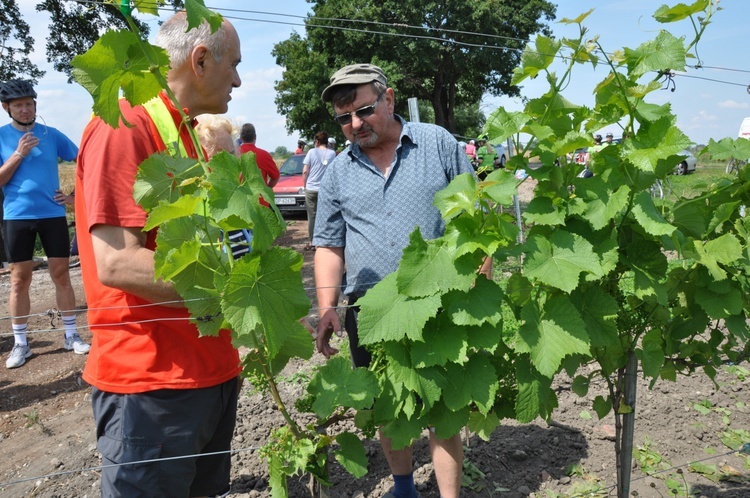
[0,79,88,369]
[327,136,336,151]
[314,63,488,498]
[475,134,497,179]
[465,138,477,162]
[75,11,242,496]
[302,130,335,251]
[239,122,279,189]
[295,139,306,154]
[605,132,614,145]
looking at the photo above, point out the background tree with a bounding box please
[36,0,183,82]
[273,145,291,158]
[0,0,184,83]
[273,0,555,136]
[0,0,45,82]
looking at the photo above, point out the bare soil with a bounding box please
[1,205,749,498]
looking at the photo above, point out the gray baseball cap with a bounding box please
[321,63,388,102]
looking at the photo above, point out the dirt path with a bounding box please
[1,212,749,498]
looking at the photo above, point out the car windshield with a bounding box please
[279,155,304,176]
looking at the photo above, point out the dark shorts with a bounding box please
[91,377,239,498]
[2,217,70,263]
[345,295,372,368]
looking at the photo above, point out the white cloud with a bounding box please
[718,100,750,109]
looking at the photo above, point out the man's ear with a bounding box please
[191,46,210,76]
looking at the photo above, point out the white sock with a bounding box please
[12,323,28,346]
[63,315,77,339]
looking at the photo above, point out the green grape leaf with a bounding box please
[593,395,612,419]
[71,30,168,128]
[654,0,710,23]
[465,321,505,351]
[482,168,519,206]
[623,117,692,172]
[695,282,744,319]
[429,403,470,440]
[691,234,743,281]
[523,197,566,226]
[570,287,620,348]
[624,30,686,78]
[638,329,665,379]
[387,362,443,410]
[144,194,202,231]
[134,153,203,210]
[559,9,594,25]
[206,152,283,252]
[334,432,368,478]
[185,0,224,32]
[512,35,561,85]
[631,192,676,237]
[434,173,477,220]
[396,230,465,297]
[571,375,590,397]
[410,317,468,368]
[523,231,602,293]
[441,355,499,414]
[483,108,530,142]
[468,411,500,442]
[446,276,505,326]
[132,0,160,15]
[380,411,424,451]
[357,273,442,345]
[222,247,309,358]
[702,137,750,161]
[517,296,591,378]
[308,357,378,419]
[515,355,557,423]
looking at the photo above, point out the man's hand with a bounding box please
[315,307,343,359]
[16,132,39,158]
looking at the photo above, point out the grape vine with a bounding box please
[70,1,750,497]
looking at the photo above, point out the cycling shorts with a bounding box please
[2,217,70,263]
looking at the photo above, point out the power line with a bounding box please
[67,0,750,89]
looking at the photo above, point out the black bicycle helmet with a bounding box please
[594,134,602,142]
[0,79,37,103]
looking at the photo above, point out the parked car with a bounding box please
[673,149,697,175]
[272,154,306,212]
[491,142,507,168]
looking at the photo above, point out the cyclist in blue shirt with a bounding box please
[0,79,88,369]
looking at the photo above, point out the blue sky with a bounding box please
[12,0,750,151]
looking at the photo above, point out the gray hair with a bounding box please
[330,81,387,109]
[155,11,230,69]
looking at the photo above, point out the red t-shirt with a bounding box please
[75,93,240,394]
[239,142,279,207]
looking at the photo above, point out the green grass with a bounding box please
[667,160,735,199]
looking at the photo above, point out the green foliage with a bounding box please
[272,0,556,135]
[73,1,750,496]
[0,0,45,82]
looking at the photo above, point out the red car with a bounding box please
[272,154,306,212]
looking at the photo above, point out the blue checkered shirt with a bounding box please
[313,116,474,296]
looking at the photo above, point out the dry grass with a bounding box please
[59,162,76,194]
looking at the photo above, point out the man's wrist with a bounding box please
[13,151,26,159]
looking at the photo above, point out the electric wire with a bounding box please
[66,0,750,88]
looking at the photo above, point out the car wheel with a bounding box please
[679,162,688,175]
[499,155,506,169]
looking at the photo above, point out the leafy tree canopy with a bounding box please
[272,0,556,137]
[0,0,44,83]
[0,0,184,83]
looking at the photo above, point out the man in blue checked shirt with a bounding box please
[312,63,489,498]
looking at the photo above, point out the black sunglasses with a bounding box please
[333,92,384,126]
